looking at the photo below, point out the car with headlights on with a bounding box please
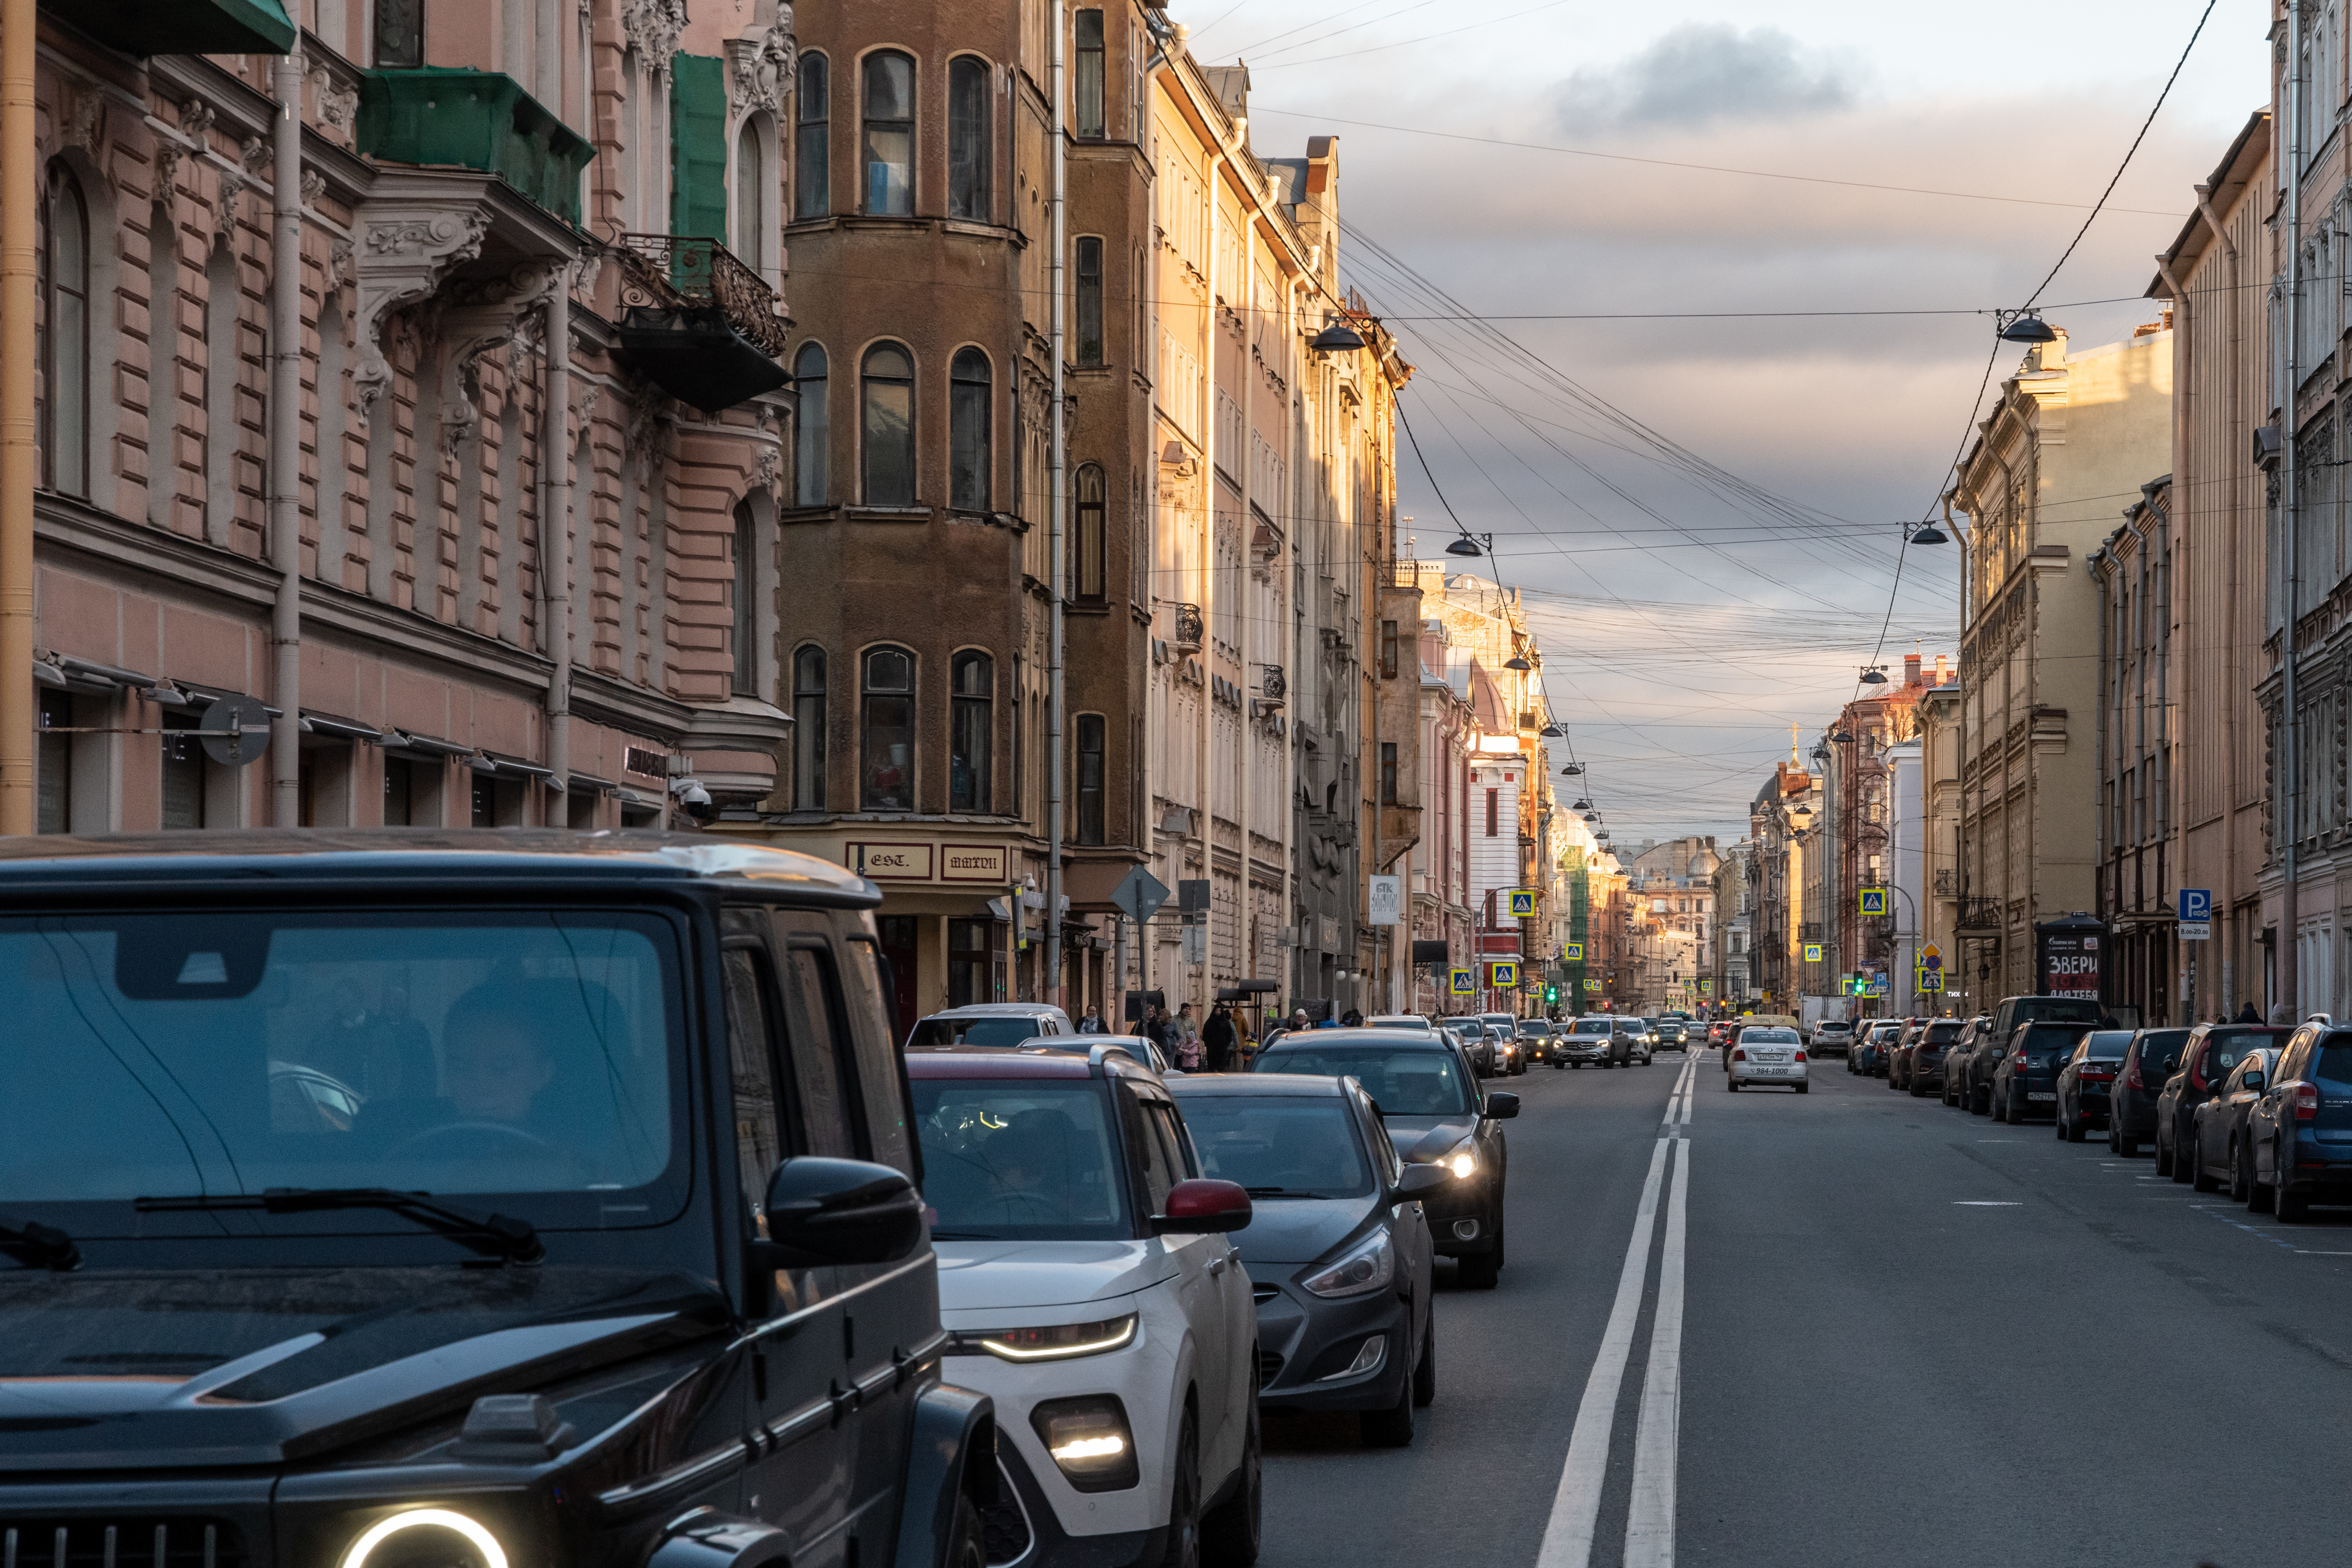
[907,1042,1262,1568]
[0,830,993,1568]
[1485,1023,1525,1077]
[1516,1017,1559,1066]
[1443,1018,1497,1077]
[1247,1029,1516,1287]
[1168,1075,1445,1446]
[1558,1015,1622,1068]
[1726,1026,1807,1092]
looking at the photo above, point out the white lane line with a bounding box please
[1622,1138,1687,1568]
[1534,1137,1671,1568]
[1953,1201,2022,1206]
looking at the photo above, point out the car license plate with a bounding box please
[2027,1091,2056,1100]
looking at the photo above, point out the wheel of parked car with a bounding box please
[1412,1311,1438,1407]
[1200,1390,1262,1566]
[2245,1146,2276,1214]
[1360,1364,1416,1448]
[2227,1140,2251,1203]
[1165,1409,1203,1567]
[2115,1130,2138,1158]
[1726,1076,1739,1092]
[2155,1128,2173,1176]
[2191,1138,2221,1191]
[2277,1162,2310,1224]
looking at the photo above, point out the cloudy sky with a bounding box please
[1172,0,2267,845]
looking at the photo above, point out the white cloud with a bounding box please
[1551,24,1862,137]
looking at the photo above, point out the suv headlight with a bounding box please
[1444,1146,1478,1179]
[955,1314,1137,1362]
[1030,1395,1140,1491]
[1300,1229,1394,1299]
[342,1512,508,1568]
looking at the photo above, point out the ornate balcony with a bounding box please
[616,234,791,412]
[1954,898,2003,933]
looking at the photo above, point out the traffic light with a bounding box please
[1545,984,1558,1003]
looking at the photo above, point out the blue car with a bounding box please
[2244,1024,2352,1220]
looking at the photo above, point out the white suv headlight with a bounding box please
[958,1314,1138,1362]
[1444,1146,1478,1179]
[1300,1230,1394,1299]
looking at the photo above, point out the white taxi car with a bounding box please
[1727,1026,1809,1092]
[908,1040,1263,1568]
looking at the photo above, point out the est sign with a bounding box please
[1488,961,1519,987]
[1858,888,1888,916]
[1508,889,1537,917]
[1563,941,1585,962]
[1450,967,1476,995]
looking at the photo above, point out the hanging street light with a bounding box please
[1309,320,1367,354]
[1572,799,1592,811]
[1860,667,1889,685]
[1540,721,1563,737]
[1504,654,1532,671]
[1444,534,1484,557]
[1910,520,1948,545]
[1830,730,1855,743]
[1562,763,1583,776]
[1998,310,2058,344]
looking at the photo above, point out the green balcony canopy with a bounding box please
[44,0,297,55]
[357,69,595,226]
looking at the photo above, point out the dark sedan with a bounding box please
[1954,1019,2016,1114]
[1888,1022,1927,1091]
[2108,1028,2190,1155]
[2158,1025,2295,1181]
[2243,1024,2352,1220]
[1171,1073,1443,1446]
[2187,1047,2284,1202]
[1250,1028,1517,1286]
[1989,1021,2098,1123]
[2054,1029,2136,1141]
[1904,1018,1969,1097]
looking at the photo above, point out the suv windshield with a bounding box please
[910,1081,1130,1239]
[3,910,678,1211]
[1568,1019,1612,1036]
[2081,1030,2135,1059]
[1257,1048,1473,1115]
[2013,998,2105,1025]
[1924,1023,1965,1042]
[1181,1097,1372,1199]
[908,1015,1049,1049]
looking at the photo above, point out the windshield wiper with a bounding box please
[1243,1186,1298,1196]
[927,1230,1000,1240]
[135,1187,543,1264]
[0,1217,79,1271]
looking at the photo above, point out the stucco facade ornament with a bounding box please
[63,84,105,158]
[153,138,184,206]
[300,169,326,207]
[726,12,795,117]
[621,0,688,80]
[434,262,566,459]
[178,97,213,142]
[215,135,266,237]
[351,205,490,426]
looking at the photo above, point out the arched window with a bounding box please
[41,164,88,497]
[862,51,914,215]
[793,342,829,506]
[861,645,915,811]
[733,117,767,269]
[861,341,915,505]
[950,651,993,812]
[1075,235,1104,366]
[1075,713,1106,845]
[1072,463,1106,601]
[794,54,830,219]
[949,347,991,511]
[792,645,827,810]
[948,56,991,220]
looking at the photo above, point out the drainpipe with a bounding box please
[2154,251,2192,1014]
[0,0,33,834]
[2189,188,2242,1015]
[268,51,305,825]
[544,267,574,814]
[1046,0,1066,1005]
[2282,0,2305,1018]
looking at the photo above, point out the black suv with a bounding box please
[1989,1022,2098,1122]
[1250,1028,1517,1287]
[0,832,991,1568]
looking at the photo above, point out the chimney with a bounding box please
[1934,653,1950,685]
[1903,653,1922,687]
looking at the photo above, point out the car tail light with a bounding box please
[1794,1050,1807,1062]
[1732,1048,1746,1061]
[2082,1068,2114,1083]
[2123,1059,2143,1089]
[2012,1048,2028,1067]
[2295,1082,2320,1121]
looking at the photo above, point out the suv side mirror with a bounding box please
[2242,1071,2265,1092]
[1393,1164,1448,1201]
[1483,1092,1521,1120]
[1155,1178,1252,1234]
[759,1156,926,1267]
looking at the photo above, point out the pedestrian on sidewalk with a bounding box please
[1203,1004,1237,1072]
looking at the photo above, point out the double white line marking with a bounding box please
[1536,1051,1696,1568]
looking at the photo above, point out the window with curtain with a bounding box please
[1075,714,1105,845]
[949,347,991,511]
[41,165,88,498]
[861,342,915,505]
[950,651,993,812]
[862,52,914,215]
[795,54,830,219]
[1075,236,1104,366]
[375,0,423,66]
[1073,463,1106,601]
[1074,10,1105,138]
[793,646,827,811]
[733,118,766,267]
[794,342,828,505]
[949,56,991,221]
[861,646,915,811]
[732,504,760,698]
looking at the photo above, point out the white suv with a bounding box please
[907,1040,1262,1568]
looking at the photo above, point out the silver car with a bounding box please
[1728,1026,1808,1092]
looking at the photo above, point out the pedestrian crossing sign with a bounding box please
[1509,890,1537,917]
[1488,961,1519,987]
[1582,977,1601,992]
[1803,943,1823,963]
[1918,968,1945,992]
[1859,888,1888,916]
[1450,967,1475,995]
[1563,942,1585,962]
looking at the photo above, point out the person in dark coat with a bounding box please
[2236,1002,2263,1023]
[1202,1005,1238,1073]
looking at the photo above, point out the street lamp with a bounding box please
[1860,667,1889,685]
[1309,320,1367,354]
[1998,310,2058,343]
[1910,520,1948,545]
[1562,763,1583,776]
[1444,532,1490,558]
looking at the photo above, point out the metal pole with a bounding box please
[1046,0,1067,1004]
[0,0,34,835]
[2282,0,2304,1019]
[268,50,305,825]
[544,267,574,813]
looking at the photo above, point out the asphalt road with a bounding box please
[1257,1048,2352,1568]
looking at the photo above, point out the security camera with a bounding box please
[670,778,719,822]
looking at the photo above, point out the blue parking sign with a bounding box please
[2180,888,2211,923]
